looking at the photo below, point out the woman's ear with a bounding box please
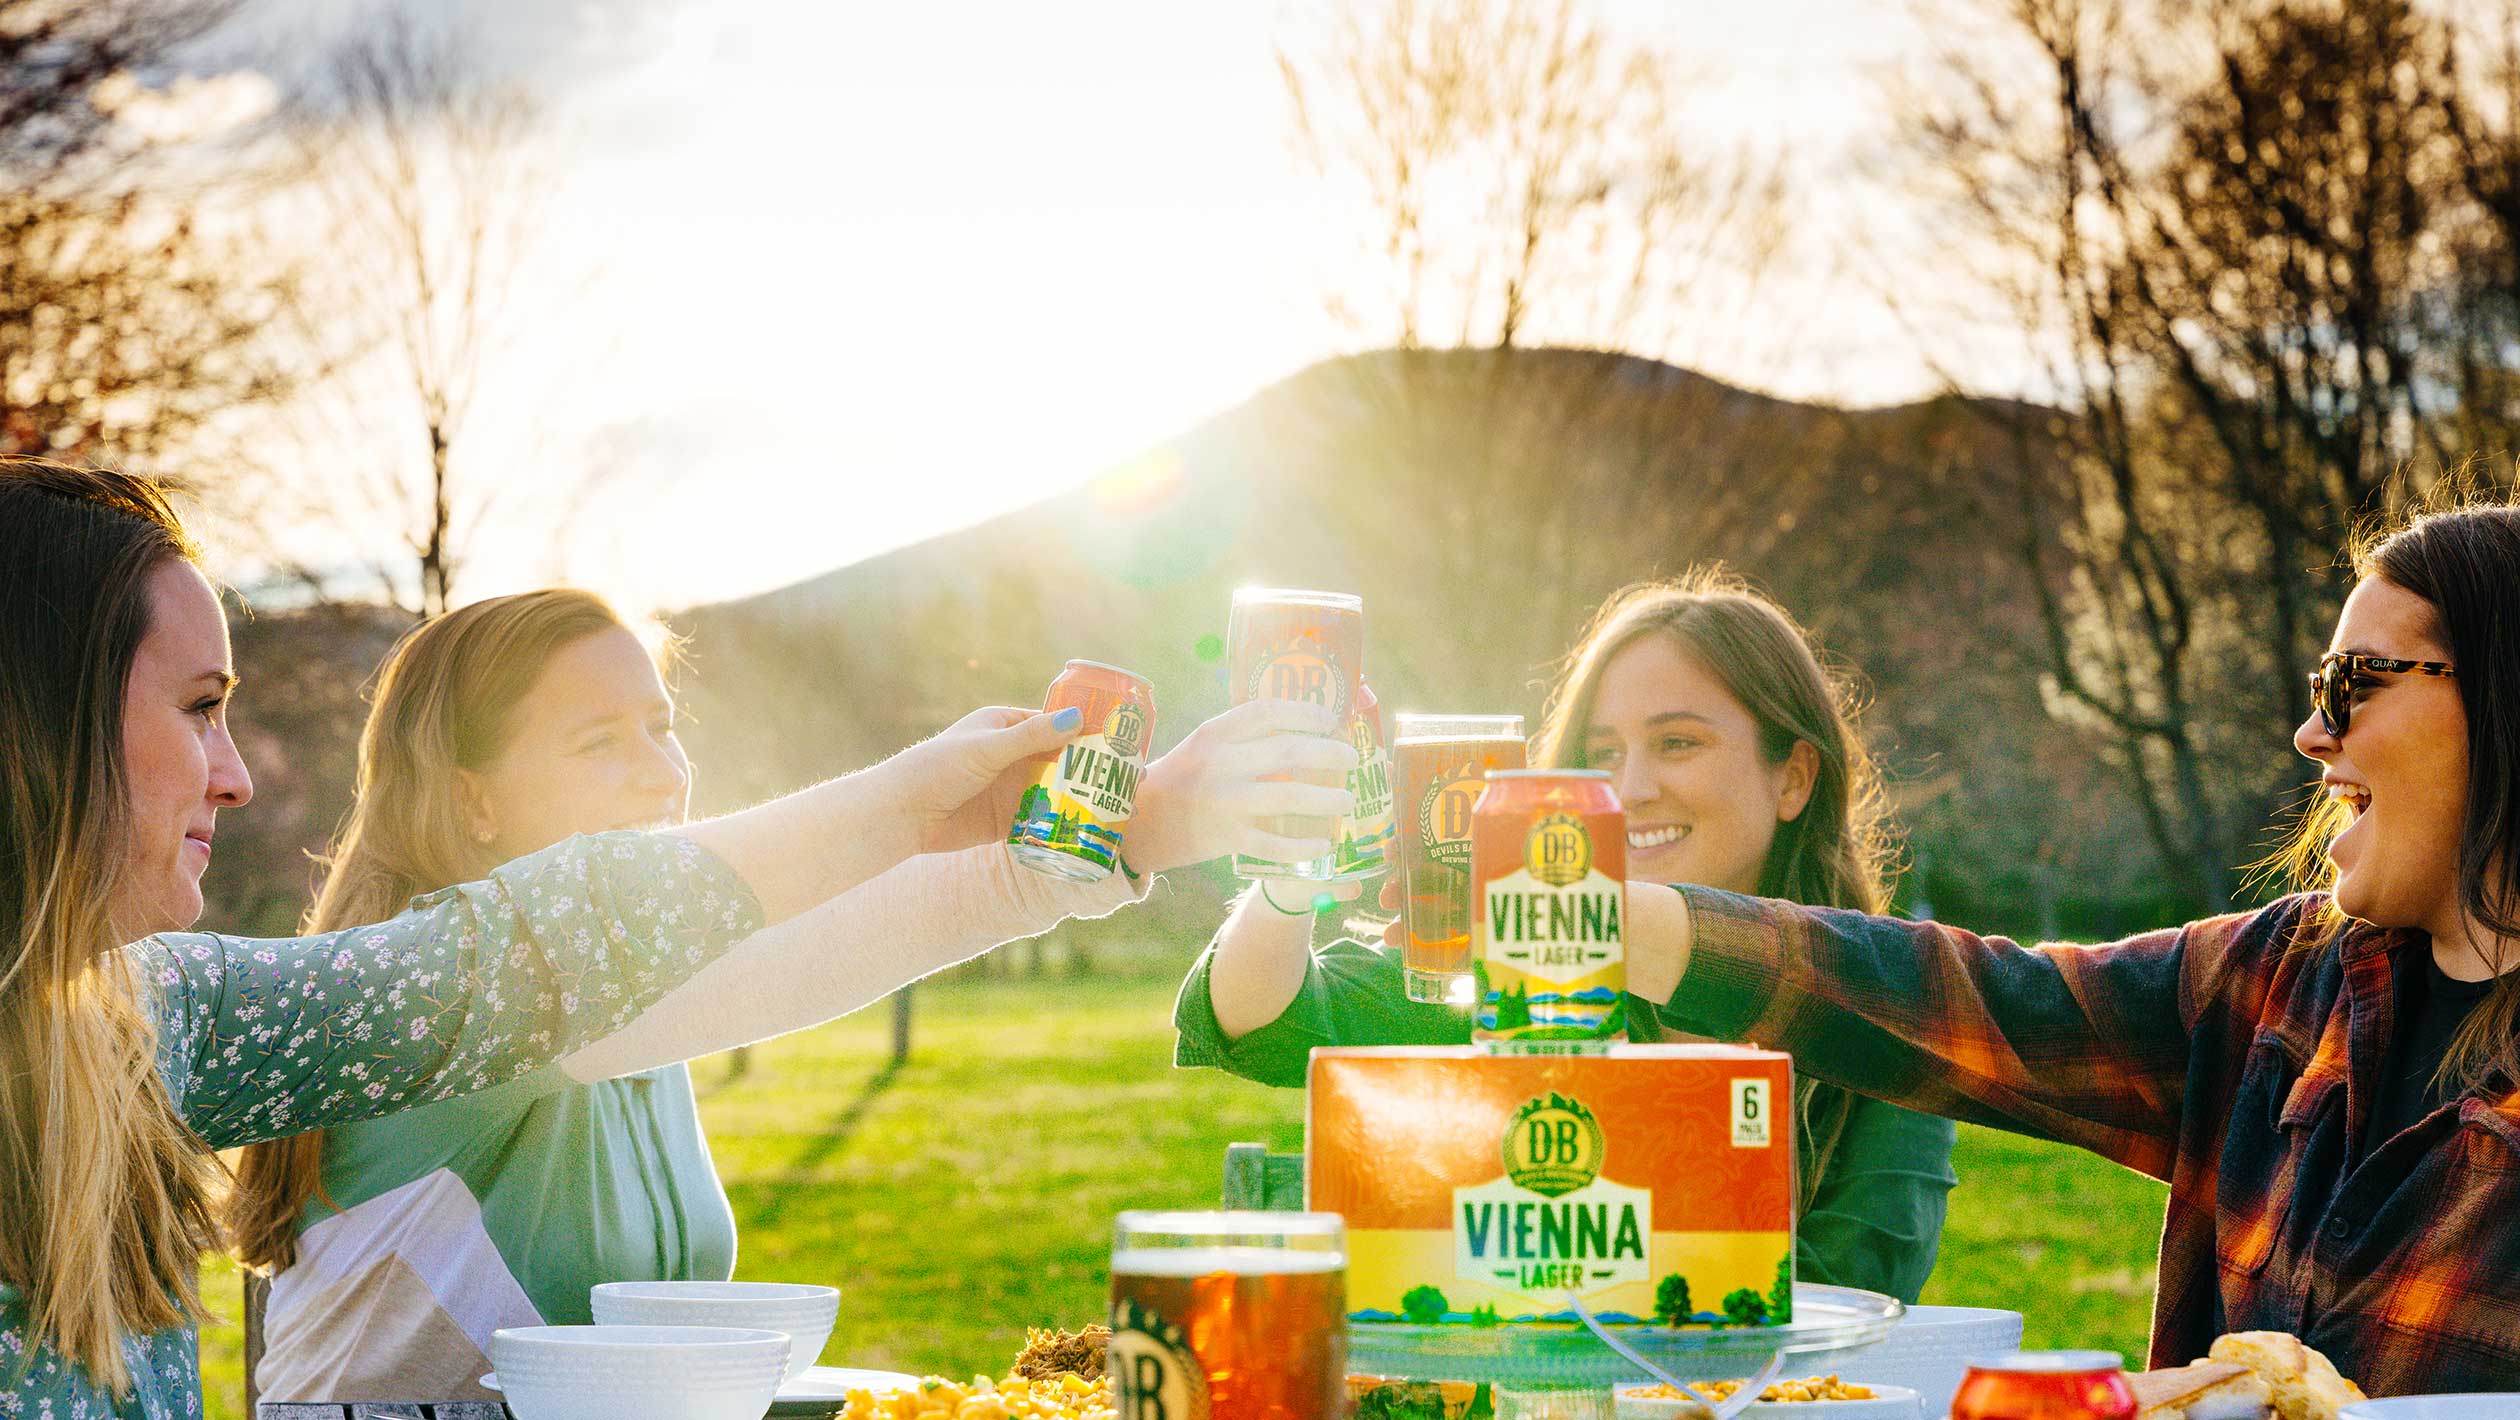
[1775,741,1820,823]
[454,767,499,848]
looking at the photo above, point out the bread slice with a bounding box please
[2207,1332,2368,1420]
[2129,1360,2268,1419]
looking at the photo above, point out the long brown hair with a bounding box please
[224,589,664,1273]
[1533,568,1903,1197]
[0,459,226,1392]
[2268,485,2520,1099]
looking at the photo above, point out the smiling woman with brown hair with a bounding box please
[224,590,709,1401]
[1173,568,1958,1304]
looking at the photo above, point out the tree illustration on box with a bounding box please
[1401,1285,1450,1325]
[1767,1255,1792,1325]
[1468,1304,1501,1329]
[1493,981,1532,1030]
[1721,1288,1769,1327]
[1653,1273,1693,1326]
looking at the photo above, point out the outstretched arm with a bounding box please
[561,844,1140,1078]
[678,706,1083,926]
[1645,884,2284,1178]
[566,698,1355,1076]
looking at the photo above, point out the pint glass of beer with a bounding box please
[1109,1211,1347,1420]
[1226,588,1365,881]
[1392,714,1526,1004]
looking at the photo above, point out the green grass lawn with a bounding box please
[195,975,2169,1419]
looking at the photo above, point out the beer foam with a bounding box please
[1111,1247,1345,1278]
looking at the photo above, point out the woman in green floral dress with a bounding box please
[0,460,1341,1420]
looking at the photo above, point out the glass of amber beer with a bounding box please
[1109,1211,1347,1420]
[1226,588,1366,881]
[1392,714,1526,1004]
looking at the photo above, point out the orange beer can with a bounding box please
[1392,714,1526,1005]
[1007,660,1156,882]
[1950,1352,2136,1419]
[1471,769,1626,1047]
[1226,588,1365,881]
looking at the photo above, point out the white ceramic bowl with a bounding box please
[1739,1389,1919,1420]
[490,1324,790,1420]
[591,1281,840,1383]
[1615,1382,1920,1420]
[2342,1399,2520,1420]
[1612,1388,1712,1420]
[1830,1304,2024,1419]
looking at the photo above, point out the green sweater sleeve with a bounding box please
[1172,936,1469,1087]
[1791,1087,1957,1304]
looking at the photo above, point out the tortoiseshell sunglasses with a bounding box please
[2309,651,2456,736]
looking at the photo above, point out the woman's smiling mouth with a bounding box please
[2325,777,2371,817]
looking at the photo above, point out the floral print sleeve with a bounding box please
[0,833,756,1420]
[139,830,763,1150]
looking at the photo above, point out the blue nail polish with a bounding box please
[1051,706,1083,731]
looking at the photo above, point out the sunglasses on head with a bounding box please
[2308,652,2456,737]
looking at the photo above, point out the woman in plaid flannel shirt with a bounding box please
[1626,500,2520,1396]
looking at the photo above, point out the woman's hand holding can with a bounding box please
[1127,700,1353,875]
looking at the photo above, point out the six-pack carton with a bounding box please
[1306,1045,1795,1327]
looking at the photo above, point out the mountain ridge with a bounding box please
[670,345,2165,933]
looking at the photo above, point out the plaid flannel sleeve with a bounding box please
[1659,886,2218,1180]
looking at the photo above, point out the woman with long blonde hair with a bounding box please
[0,460,1345,1418]
[227,588,1354,1402]
[1173,569,1958,1302]
[227,590,705,1401]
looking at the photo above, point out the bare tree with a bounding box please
[1278,0,1816,693]
[1897,0,2520,910]
[1283,0,1777,356]
[0,0,300,472]
[288,10,549,615]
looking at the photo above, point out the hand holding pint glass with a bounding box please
[1393,714,1526,1004]
[1109,1211,1347,1420]
[1226,588,1367,882]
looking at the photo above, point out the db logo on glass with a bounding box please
[1731,1079,1772,1148]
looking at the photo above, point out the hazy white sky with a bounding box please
[211,0,1988,611]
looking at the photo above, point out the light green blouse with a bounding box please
[251,1059,738,1401]
[0,830,763,1420]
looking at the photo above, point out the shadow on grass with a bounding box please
[702,1044,756,1094]
[747,1060,907,1229]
